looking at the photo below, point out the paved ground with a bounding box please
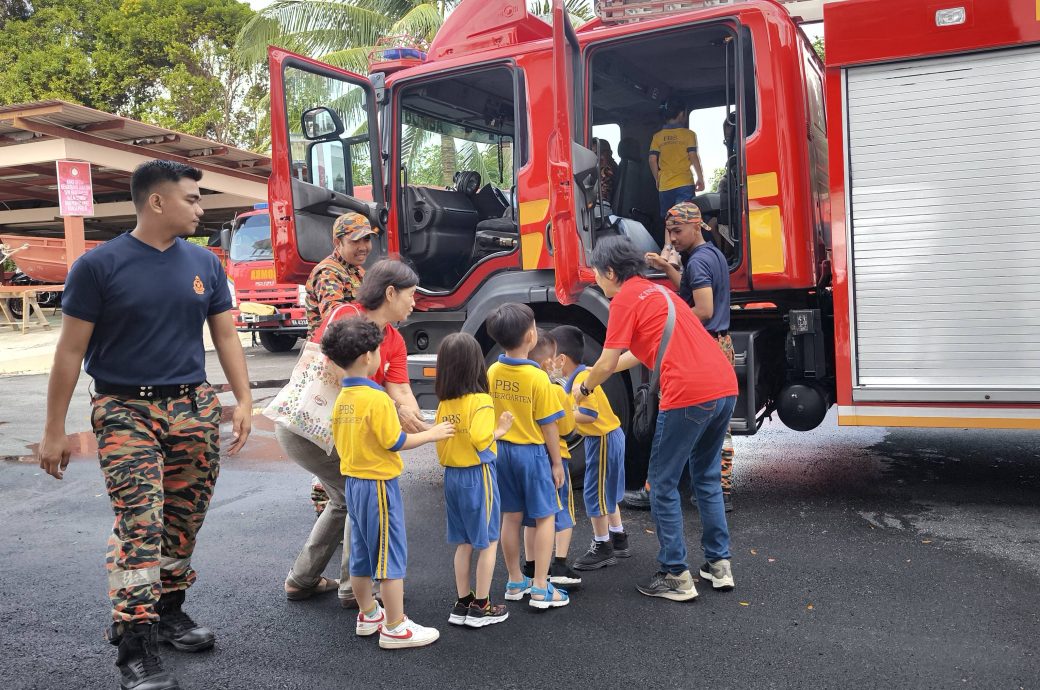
[2,347,1039,689]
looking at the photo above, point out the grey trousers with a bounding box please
[275,424,352,598]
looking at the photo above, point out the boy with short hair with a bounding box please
[522,329,582,587]
[552,325,630,570]
[486,304,570,608]
[322,317,455,649]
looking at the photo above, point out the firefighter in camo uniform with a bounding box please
[38,160,252,690]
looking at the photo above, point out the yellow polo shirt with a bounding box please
[487,356,565,445]
[436,392,497,468]
[332,377,406,480]
[565,366,622,437]
[649,126,698,191]
[553,383,576,460]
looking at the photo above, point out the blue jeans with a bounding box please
[648,395,737,574]
[658,185,695,215]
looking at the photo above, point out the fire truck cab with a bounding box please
[268,0,1040,480]
[268,0,830,478]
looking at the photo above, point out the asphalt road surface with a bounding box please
[2,345,1039,689]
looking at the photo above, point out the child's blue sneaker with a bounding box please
[528,582,569,609]
[504,575,532,601]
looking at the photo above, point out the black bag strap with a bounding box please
[649,284,675,397]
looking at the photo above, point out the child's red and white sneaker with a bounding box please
[356,603,385,636]
[378,616,440,649]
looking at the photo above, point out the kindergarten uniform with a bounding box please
[565,366,626,518]
[523,383,576,530]
[436,393,501,549]
[487,356,565,520]
[333,377,408,581]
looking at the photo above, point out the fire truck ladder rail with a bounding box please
[595,0,826,24]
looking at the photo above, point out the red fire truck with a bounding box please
[267,0,1040,478]
[223,204,309,352]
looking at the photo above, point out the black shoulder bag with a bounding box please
[631,285,676,444]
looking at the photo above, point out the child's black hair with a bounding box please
[485,302,535,351]
[435,333,488,400]
[320,316,384,370]
[529,328,557,364]
[550,325,585,365]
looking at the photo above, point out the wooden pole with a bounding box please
[64,215,86,271]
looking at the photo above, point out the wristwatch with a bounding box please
[579,382,593,397]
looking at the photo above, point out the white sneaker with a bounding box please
[356,603,385,636]
[378,616,440,649]
[699,559,735,591]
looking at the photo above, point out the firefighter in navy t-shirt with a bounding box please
[38,160,253,690]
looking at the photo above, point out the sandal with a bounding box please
[285,575,339,601]
[528,581,569,609]
[504,575,533,601]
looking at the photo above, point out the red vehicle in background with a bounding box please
[222,204,308,352]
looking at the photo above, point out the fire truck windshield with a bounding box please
[230,214,273,262]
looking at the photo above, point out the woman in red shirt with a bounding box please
[279,260,426,606]
[574,236,737,602]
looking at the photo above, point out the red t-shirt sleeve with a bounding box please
[382,326,409,384]
[604,286,635,350]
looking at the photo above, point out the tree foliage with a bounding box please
[812,35,825,62]
[0,0,266,148]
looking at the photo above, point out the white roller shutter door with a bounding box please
[845,46,1040,401]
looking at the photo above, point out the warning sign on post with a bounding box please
[56,160,95,217]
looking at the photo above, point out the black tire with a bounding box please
[7,298,22,319]
[259,331,298,353]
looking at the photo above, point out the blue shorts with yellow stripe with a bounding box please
[346,476,407,581]
[523,459,574,532]
[497,441,559,520]
[444,463,501,549]
[584,428,626,518]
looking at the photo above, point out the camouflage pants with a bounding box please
[717,334,735,494]
[91,386,221,625]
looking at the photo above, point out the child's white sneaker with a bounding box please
[356,603,385,636]
[378,616,440,649]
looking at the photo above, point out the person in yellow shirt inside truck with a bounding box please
[649,98,705,214]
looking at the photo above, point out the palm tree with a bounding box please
[237,0,593,180]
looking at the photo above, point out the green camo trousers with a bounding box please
[92,386,221,624]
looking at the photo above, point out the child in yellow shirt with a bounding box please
[323,317,454,649]
[522,329,582,587]
[435,333,514,628]
[552,325,630,571]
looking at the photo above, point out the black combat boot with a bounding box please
[110,622,181,690]
[156,590,216,652]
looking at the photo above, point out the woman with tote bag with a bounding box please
[267,259,425,606]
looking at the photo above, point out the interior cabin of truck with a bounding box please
[394,66,521,292]
[586,22,755,268]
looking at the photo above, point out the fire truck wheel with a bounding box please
[259,331,299,353]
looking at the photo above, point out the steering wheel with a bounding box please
[454,171,481,196]
[492,186,509,210]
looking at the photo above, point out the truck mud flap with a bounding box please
[730,329,772,435]
[408,353,439,411]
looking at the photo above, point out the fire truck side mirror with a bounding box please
[220,227,232,253]
[301,106,344,141]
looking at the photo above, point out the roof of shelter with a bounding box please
[0,100,271,210]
